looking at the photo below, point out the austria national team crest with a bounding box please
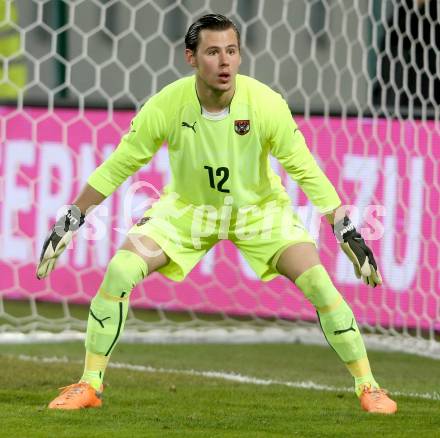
[234,119,250,135]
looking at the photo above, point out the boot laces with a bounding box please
[365,387,388,401]
[58,383,89,399]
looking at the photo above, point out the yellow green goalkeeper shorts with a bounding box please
[127,195,315,282]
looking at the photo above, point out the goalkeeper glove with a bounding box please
[36,205,85,279]
[333,215,382,288]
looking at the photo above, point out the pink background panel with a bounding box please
[0,106,438,331]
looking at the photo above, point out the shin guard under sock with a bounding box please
[295,265,367,364]
[82,250,148,385]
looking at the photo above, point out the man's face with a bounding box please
[186,28,241,93]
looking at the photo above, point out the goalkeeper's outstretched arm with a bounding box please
[36,95,164,280]
[36,184,107,279]
[268,96,382,289]
[37,81,168,280]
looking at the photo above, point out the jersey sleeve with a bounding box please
[87,99,167,197]
[268,95,341,213]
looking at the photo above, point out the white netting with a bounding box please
[0,0,439,355]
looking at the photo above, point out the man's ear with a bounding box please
[185,48,197,68]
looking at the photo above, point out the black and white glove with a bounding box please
[36,205,85,279]
[333,215,382,288]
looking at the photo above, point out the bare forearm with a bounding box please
[325,205,343,226]
[325,211,336,226]
[72,183,107,215]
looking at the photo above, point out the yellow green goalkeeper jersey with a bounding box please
[88,74,341,213]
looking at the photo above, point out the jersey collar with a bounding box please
[192,75,238,115]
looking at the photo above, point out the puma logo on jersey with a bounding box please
[182,121,197,133]
[334,318,356,335]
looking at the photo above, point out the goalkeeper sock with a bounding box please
[354,373,380,397]
[81,350,109,390]
[84,249,148,366]
[295,265,367,363]
[346,356,380,397]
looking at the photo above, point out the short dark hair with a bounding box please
[185,14,240,53]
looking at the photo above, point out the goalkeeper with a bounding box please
[38,14,397,414]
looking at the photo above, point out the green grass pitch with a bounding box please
[0,342,439,437]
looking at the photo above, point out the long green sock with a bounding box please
[82,250,148,389]
[295,265,379,397]
[346,357,380,397]
[81,350,109,390]
[85,289,129,357]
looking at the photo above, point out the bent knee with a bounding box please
[101,249,148,298]
[294,264,340,309]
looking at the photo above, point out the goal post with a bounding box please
[0,0,439,357]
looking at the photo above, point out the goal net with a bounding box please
[1,0,439,357]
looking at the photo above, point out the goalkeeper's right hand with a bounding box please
[36,205,85,279]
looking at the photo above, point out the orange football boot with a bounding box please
[359,384,397,414]
[48,382,103,410]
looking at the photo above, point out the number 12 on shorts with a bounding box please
[204,165,230,193]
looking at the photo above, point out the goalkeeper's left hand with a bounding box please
[333,215,382,288]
